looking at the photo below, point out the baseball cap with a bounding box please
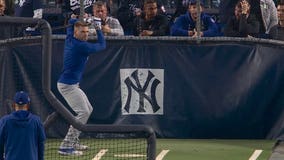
[189,0,204,6]
[13,91,30,105]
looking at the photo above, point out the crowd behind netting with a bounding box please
[0,0,283,41]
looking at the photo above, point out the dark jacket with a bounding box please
[133,13,169,36]
[117,0,144,35]
[117,0,165,35]
[224,14,260,37]
[219,0,237,24]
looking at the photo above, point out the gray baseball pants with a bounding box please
[57,82,93,148]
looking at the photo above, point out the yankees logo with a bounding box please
[120,69,164,115]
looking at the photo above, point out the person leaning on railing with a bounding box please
[132,0,169,36]
[219,0,278,38]
[170,0,220,37]
[270,0,284,40]
[90,1,124,36]
[224,0,260,37]
[116,0,167,35]
[250,0,278,38]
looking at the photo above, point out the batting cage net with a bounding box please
[46,133,149,159]
[0,17,156,160]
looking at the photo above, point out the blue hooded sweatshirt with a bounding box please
[170,12,219,37]
[58,18,106,85]
[0,110,46,160]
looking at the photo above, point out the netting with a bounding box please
[0,37,49,118]
[45,133,149,160]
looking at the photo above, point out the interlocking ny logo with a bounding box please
[120,69,164,115]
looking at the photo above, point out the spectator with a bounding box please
[220,0,278,37]
[117,0,166,35]
[116,0,144,35]
[91,1,124,36]
[270,0,284,40]
[133,0,169,36]
[224,0,260,37]
[170,0,219,37]
[171,0,191,24]
[250,0,278,37]
[0,91,46,160]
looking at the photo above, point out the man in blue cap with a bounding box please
[171,0,220,37]
[0,91,46,160]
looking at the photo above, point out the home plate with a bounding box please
[114,154,146,158]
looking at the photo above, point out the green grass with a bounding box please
[45,138,275,159]
[156,139,275,160]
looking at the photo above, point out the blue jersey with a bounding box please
[0,110,46,160]
[58,19,106,84]
[14,0,43,17]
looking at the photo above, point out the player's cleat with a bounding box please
[73,143,89,151]
[58,148,83,156]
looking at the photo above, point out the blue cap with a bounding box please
[13,91,30,105]
[189,0,204,6]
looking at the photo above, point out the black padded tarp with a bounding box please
[1,39,284,139]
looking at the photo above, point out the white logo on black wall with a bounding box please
[120,69,164,115]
